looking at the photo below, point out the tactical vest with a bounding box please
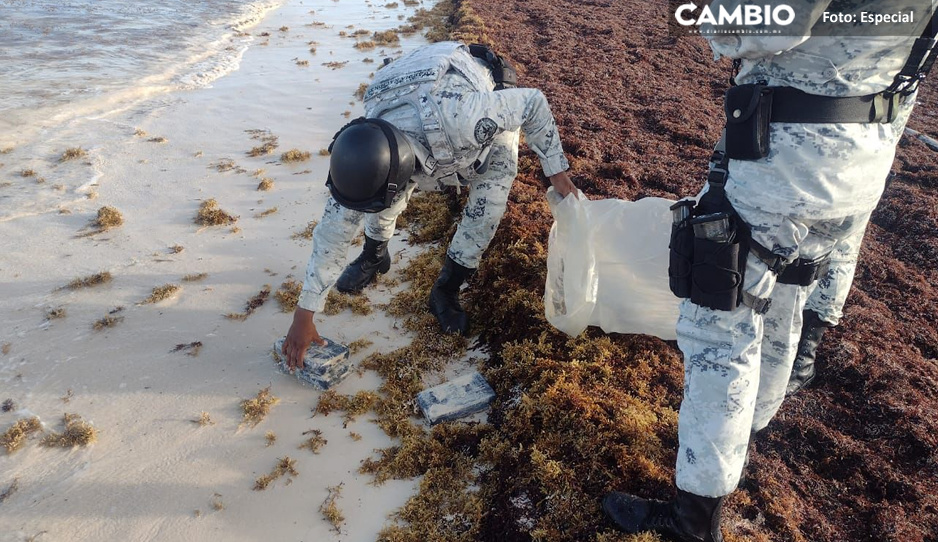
[363,42,494,184]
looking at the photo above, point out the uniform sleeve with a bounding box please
[704,0,834,60]
[464,88,570,177]
[296,198,363,313]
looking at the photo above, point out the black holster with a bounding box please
[724,84,773,160]
[777,255,831,286]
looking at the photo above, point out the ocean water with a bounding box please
[0,0,284,146]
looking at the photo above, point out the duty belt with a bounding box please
[768,86,907,124]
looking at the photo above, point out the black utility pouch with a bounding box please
[668,200,695,299]
[688,213,743,311]
[468,43,518,90]
[724,84,773,160]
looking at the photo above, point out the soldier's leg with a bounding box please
[752,211,871,426]
[787,211,872,394]
[430,130,519,334]
[336,181,419,293]
[364,180,420,242]
[604,204,787,541]
[674,255,776,497]
[446,130,519,268]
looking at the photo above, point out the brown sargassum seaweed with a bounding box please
[316,1,938,540]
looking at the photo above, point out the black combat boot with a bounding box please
[335,236,391,293]
[428,255,474,335]
[786,310,832,396]
[602,488,724,542]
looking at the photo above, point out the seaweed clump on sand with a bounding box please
[226,285,271,321]
[93,314,124,330]
[280,149,311,163]
[373,30,401,46]
[257,177,274,191]
[63,271,112,291]
[172,341,203,356]
[1,417,42,453]
[299,429,328,454]
[274,279,303,312]
[141,284,180,304]
[320,483,345,532]
[314,390,380,424]
[253,456,297,490]
[398,0,487,44]
[354,83,369,101]
[42,413,97,448]
[322,290,372,316]
[291,220,317,240]
[61,147,87,161]
[245,129,279,157]
[348,338,374,354]
[240,386,279,428]
[92,206,123,231]
[195,199,238,226]
[193,412,214,426]
[254,207,278,218]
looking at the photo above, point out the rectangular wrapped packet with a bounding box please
[271,337,351,390]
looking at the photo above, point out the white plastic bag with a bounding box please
[544,188,680,340]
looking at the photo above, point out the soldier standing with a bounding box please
[281,41,575,369]
[603,1,936,540]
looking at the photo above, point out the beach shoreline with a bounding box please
[0,1,442,540]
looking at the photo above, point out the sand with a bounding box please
[0,1,444,540]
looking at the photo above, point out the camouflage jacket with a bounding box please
[703,0,932,217]
[370,42,568,190]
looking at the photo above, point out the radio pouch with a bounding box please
[724,84,773,160]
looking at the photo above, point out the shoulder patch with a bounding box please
[474,118,498,145]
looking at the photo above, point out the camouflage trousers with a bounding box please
[296,130,519,313]
[364,129,520,268]
[674,199,873,497]
[803,218,869,326]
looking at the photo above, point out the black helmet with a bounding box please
[326,117,416,213]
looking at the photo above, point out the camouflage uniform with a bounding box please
[802,225,866,325]
[297,43,568,313]
[677,1,926,497]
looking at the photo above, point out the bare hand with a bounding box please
[282,308,326,371]
[548,171,577,198]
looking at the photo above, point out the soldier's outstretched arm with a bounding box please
[283,197,364,369]
[705,0,834,59]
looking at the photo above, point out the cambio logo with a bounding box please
[675,3,796,26]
